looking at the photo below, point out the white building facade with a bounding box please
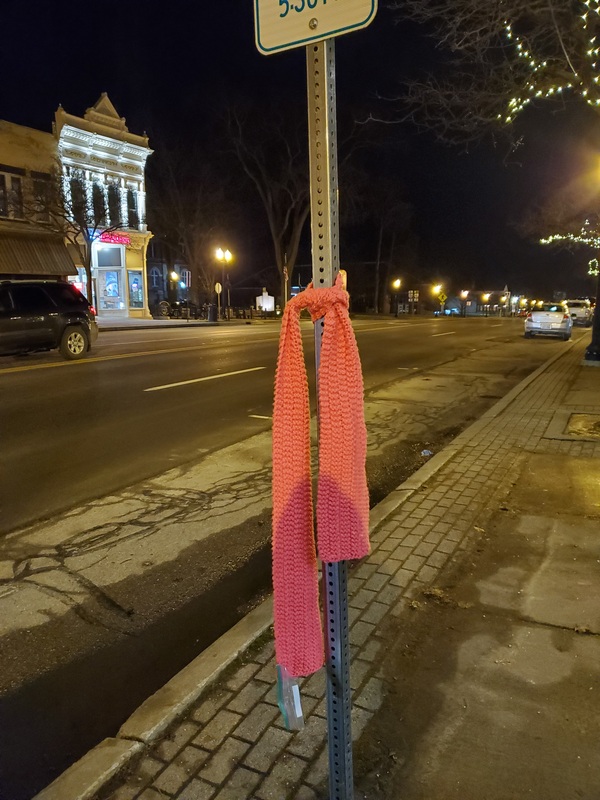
[55,94,153,318]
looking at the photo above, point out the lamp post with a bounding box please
[586,257,600,361]
[215,248,233,320]
[432,283,443,315]
[392,278,401,316]
[169,270,179,308]
[482,292,491,317]
[460,290,469,317]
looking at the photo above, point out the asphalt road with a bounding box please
[1,315,534,534]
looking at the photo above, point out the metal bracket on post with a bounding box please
[306,39,354,799]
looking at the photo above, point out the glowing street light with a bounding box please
[215,247,233,320]
[432,284,442,296]
[391,278,402,316]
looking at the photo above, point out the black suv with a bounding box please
[0,280,98,360]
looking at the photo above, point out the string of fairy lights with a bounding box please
[540,221,600,249]
[500,0,600,125]
[540,225,600,280]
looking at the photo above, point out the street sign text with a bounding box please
[254,0,377,55]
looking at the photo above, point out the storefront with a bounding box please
[55,94,153,319]
[93,234,146,316]
[68,232,150,318]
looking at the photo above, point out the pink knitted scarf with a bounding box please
[272,273,370,677]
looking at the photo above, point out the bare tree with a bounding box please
[226,106,310,304]
[388,0,600,146]
[147,146,237,305]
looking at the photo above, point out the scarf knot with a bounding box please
[288,281,349,322]
[272,272,370,677]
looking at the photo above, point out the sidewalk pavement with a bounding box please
[36,337,600,800]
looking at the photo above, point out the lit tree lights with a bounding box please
[390,0,600,144]
[540,219,600,360]
[502,1,600,125]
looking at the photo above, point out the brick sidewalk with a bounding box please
[46,339,599,800]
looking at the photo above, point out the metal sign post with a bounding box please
[253,5,378,798]
[306,39,353,799]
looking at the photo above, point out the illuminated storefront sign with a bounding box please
[98,231,131,245]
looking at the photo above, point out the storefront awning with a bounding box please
[0,232,76,276]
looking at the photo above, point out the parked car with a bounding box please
[565,299,592,327]
[0,280,98,360]
[524,302,572,340]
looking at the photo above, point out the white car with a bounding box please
[524,303,572,340]
[565,299,592,327]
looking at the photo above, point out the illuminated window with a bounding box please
[181,268,191,288]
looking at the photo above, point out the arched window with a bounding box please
[150,267,161,288]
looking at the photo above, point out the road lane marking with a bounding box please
[144,366,266,392]
[431,331,456,337]
[249,414,272,420]
[490,324,502,327]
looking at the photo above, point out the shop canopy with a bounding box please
[0,232,76,276]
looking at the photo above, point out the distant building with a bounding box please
[0,94,154,319]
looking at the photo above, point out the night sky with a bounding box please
[2,0,598,298]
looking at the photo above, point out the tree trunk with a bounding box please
[374,223,383,313]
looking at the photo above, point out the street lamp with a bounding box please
[392,278,401,316]
[460,289,469,317]
[432,284,443,315]
[215,247,233,320]
[482,292,491,317]
[587,257,600,360]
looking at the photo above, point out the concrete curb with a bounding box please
[33,600,273,800]
[33,340,581,800]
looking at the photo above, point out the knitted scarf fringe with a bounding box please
[272,273,370,678]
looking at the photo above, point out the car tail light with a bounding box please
[89,306,97,317]
[526,313,532,319]
[563,314,570,320]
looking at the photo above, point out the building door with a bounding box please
[95,244,125,313]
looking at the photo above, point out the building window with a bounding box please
[150,267,161,288]
[32,175,52,222]
[92,183,106,227]
[69,178,87,223]
[127,189,139,229]
[96,245,122,268]
[181,268,191,288]
[128,270,144,308]
[0,175,7,217]
[0,173,24,219]
[107,184,121,226]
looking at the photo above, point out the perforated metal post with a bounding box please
[306,39,354,799]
